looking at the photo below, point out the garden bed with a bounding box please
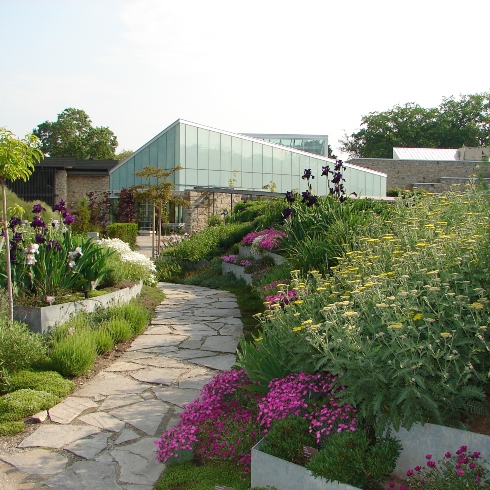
[13,281,143,334]
[239,244,287,265]
[221,262,253,285]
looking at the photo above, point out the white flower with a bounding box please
[25,254,37,265]
[68,260,76,268]
[68,247,83,259]
[24,243,40,254]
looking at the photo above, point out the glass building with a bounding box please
[110,119,387,225]
[241,133,328,157]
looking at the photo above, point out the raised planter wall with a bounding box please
[14,281,143,334]
[252,424,490,489]
[251,438,360,490]
[239,244,287,265]
[222,262,253,285]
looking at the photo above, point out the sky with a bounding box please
[1,0,490,160]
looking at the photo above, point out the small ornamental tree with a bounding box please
[0,128,43,320]
[131,166,188,256]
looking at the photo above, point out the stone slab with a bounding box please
[127,334,188,350]
[49,397,99,424]
[64,433,109,459]
[115,428,140,445]
[0,449,67,475]
[152,386,201,407]
[131,355,190,369]
[110,399,169,435]
[31,410,48,423]
[201,336,239,354]
[45,461,121,489]
[219,324,243,336]
[74,372,149,397]
[19,425,100,449]
[143,325,172,334]
[78,412,126,432]
[167,349,217,360]
[190,354,237,371]
[110,437,164,485]
[192,307,241,317]
[178,370,215,390]
[98,394,143,411]
[179,339,203,349]
[104,361,144,372]
[130,367,187,385]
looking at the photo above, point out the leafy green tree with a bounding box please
[131,166,188,256]
[0,128,43,320]
[340,92,490,158]
[33,108,118,160]
[115,149,134,162]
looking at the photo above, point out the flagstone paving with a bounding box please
[0,282,243,489]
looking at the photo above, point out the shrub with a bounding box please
[401,446,490,489]
[0,421,25,436]
[306,429,402,489]
[154,256,184,282]
[0,320,47,374]
[72,197,91,234]
[92,328,115,354]
[154,461,251,490]
[98,238,156,286]
[102,319,133,343]
[260,416,316,466]
[49,332,97,377]
[207,214,222,227]
[108,302,149,335]
[106,223,138,250]
[6,370,74,398]
[0,389,60,422]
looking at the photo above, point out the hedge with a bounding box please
[106,223,138,249]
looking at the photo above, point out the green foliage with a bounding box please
[92,328,115,353]
[106,223,138,249]
[154,461,251,490]
[0,421,24,436]
[0,320,47,374]
[48,332,97,377]
[306,430,402,489]
[33,108,117,159]
[261,416,316,465]
[6,370,74,398]
[108,302,150,335]
[340,91,490,158]
[236,323,316,390]
[154,256,184,282]
[207,214,222,227]
[2,188,57,223]
[135,285,165,313]
[72,197,92,233]
[0,389,60,422]
[174,223,254,262]
[101,319,133,343]
[231,199,284,229]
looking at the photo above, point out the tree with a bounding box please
[116,188,136,223]
[340,92,490,158]
[131,166,188,257]
[33,108,118,160]
[0,128,43,320]
[116,149,134,163]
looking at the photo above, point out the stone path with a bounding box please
[0,283,243,490]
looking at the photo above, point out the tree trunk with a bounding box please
[1,180,13,321]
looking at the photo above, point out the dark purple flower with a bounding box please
[35,234,46,244]
[63,213,76,225]
[283,208,294,219]
[10,241,18,251]
[301,190,311,202]
[13,232,23,242]
[321,165,330,177]
[0,228,5,237]
[302,168,314,180]
[30,215,46,228]
[32,204,46,213]
[307,196,318,207]
[53,199,67,212]
[9,217,22,229]
[334,160,345,172]
[331,172,344,184]
[285,191,295,203]
[10,252,17,264]
[46,240,63,252]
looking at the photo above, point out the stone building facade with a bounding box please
[348,158,489,192]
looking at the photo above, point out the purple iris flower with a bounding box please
[321,165,330,177]
[13,232,23,242]
[10,253,17,264]
[30,215,46,228]
[285,191,295,203]
[9,217,22,229]
[46,240,62,251]
[63,213,76,225]
[32,204,46,213]
[53,199,67,212]
[35,234,46,244]
[306,195,318,207]
[302,168,314,180]
[283,208,294,219]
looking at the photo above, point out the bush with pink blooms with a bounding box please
[241,228,285,251]
[393,446,490,489]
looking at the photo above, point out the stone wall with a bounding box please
[54,170,67,203]
[66,175,110,210]
[348,158,489,192]
[183,190,242,233]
